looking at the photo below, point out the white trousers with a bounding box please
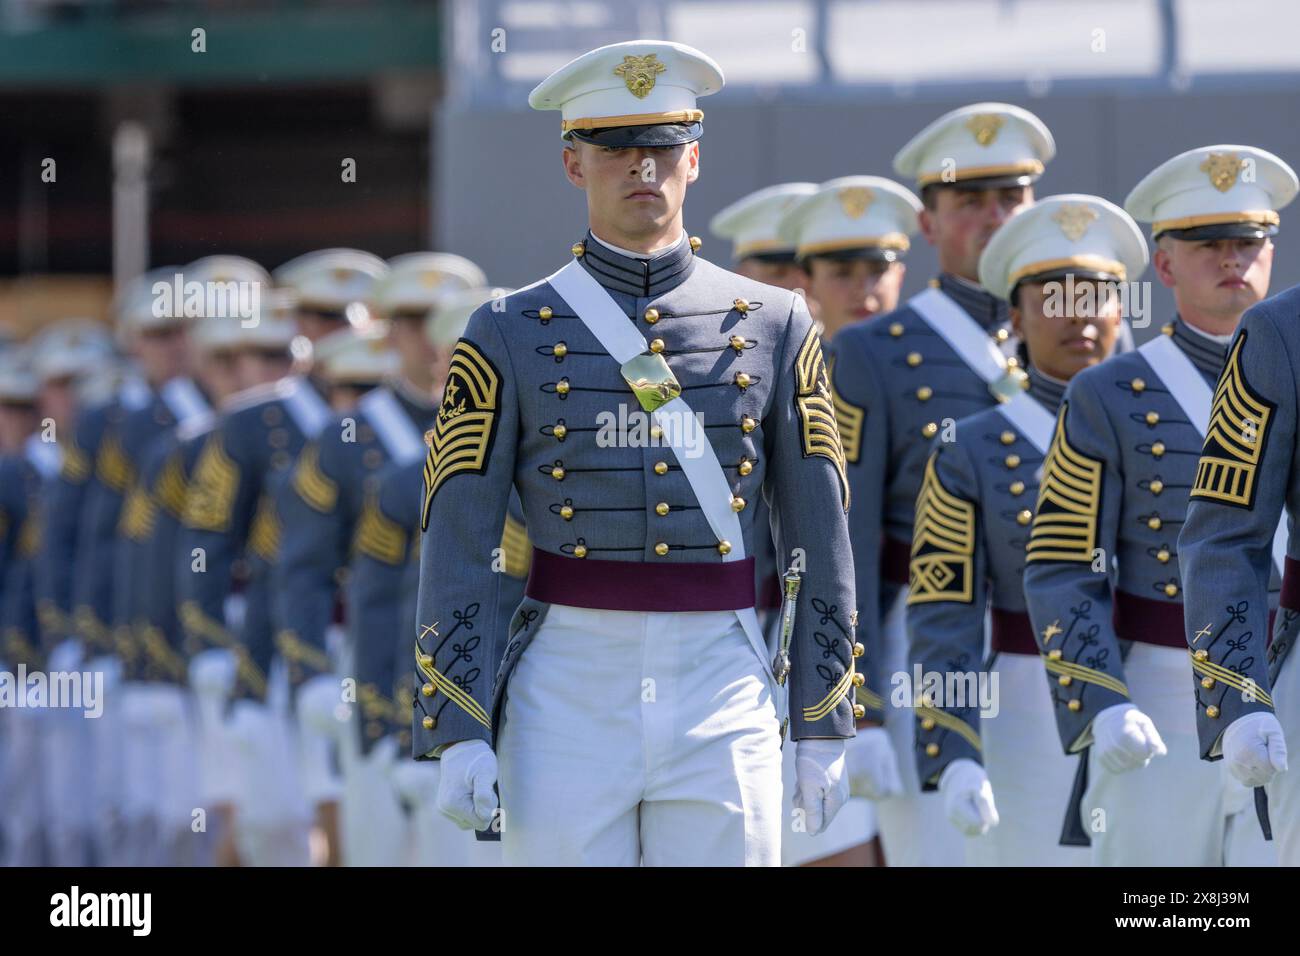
[1267,647,1300,865]
[1082,642,1276,866]
[971,651,1086,866]
[41,642,93,866]
[875,591,966,866]
[338,730,408,867]
[228,699,312,866]
[0,688,45,866]
[496,604,783,866]
[86,655,125,865]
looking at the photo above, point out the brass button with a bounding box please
[853,704,866,719]
[730,334,747,351]
[717,540,732,556]
[852,642,864,658]
[654,461,669,475]
[1149,479,1164,495]
[1005,454,1021,469]
[741,416,757,433]
[556,379,570,396]
[1006,355,1020,368]
[1010,480,1025,496]
[421,683,434,697]
[689,235,702,251]
[655,502,670,516]
[418,654,433,667]
[735,371,751,389]
[1206,705,1220,719]
[1131,377,1146,393]
[1162,322,1175,337]
[574,544,588,558]
[649,338,665,353]
[1000,430,1016,445]
[1148,515,1162,530]
[1058,675,1072,687]
[1016,509,1032,526]
[553,342,568,358]
[921,717,936,731]
[1194,649,1209,661]
[571,242,585,257]
[650,425,663,439]
[551,466,566,480]
[539,306,553,320]
[1156,548,1170,563]
[906,351,923,367]
[852,673,865,687]
[422,716,435,730]
[925,743,940,757]
[655,542,669,557]
[1164,582,1179,598]
[922,422,938,438]
[731,497,746,512]
[560,505,574,521]
[1145,411,1159,426]
[995,327,1010,343]
[738,458,753,476]
[552,424,567,440]
[1151,441,1166,458]
[733,298,749,313]
[644,308,660,324]
[1201,677,1215,690]
[1048,649,1063,660]
[889,322,904,337]
[1067,699,1082,712]
[916,386,933,401]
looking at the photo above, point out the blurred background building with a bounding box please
[4,0,1300,336]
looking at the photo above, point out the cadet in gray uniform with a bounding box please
[1175,154,1300,865]
[908,194,1144,865]
[827,103,1054,866]
[1024,146,1295,866]
[417,40,857,867]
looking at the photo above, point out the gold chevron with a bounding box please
[154,451,189,519]
[908,453,975,604]
[95,432,133,492]
[119,484,157,542]
[354,492,407,566]
[292,444,338,514]
[60,440,90,483]
[1191,331,1274,508]
[247,494,281,561]
[827,355,863,464]
[794,327,850,510]
[499,513,532,579]
[185,435,238,532]
[422,340,501,530]
[1027,403,1103,562]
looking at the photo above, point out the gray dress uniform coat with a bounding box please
[1024,317,1280,753]
[179,377,328,701]
[827,274,1014,720]
[907,367,1066,787]
[274,383,436,695]
[412,232,858,757]
[0,452,47,670]
[1180,286,1300,756]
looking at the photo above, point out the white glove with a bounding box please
[938,758,999,836]
[844,726,904,800]
[296,674,344,738]
[436,740,499,831]
[793,739,849,836]
[1222,712,1289,787]
[1092,703,1167,773]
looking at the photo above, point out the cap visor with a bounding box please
[801,247,902,264]
[1157,222,1278,241]
[934,172,1040,192]
[568,121,702,148]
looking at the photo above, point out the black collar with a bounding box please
[578,230,697,298]
[936,273,1008,332]
[1170,315,1230,379]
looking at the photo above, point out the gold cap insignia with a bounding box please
[965,113,1004,147]
[1200,151,1244,193]
[1052,203,1100,242]
[613,54,667,100]
[838,186,874,219]
[332,267,351,282]
[420,272,443,289]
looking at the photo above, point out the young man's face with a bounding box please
[1153,236,1273,323]
[197,350,241,404]
[806,258,907,334]
[0,403,38,453]
[562,139,699,244]
[737,257,808,292]
[387,315,438,383]
[39,377,79,437]
[134,323,192,385]
[1012,278,1122,381]
[920,185,1033,282]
